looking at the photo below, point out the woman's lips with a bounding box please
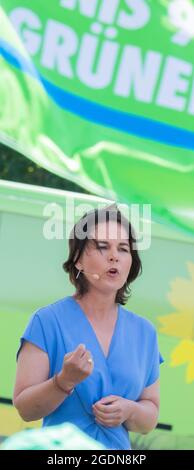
[106,271,119,278]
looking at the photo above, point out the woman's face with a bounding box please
[76,220,132,294]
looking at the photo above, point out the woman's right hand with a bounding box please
[57,344,94,390]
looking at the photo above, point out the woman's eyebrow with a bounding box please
[119,242,130,247]
[93,239,130,246]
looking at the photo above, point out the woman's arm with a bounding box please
[13,341,93,422]
[123,379,160,433]
[13,342,75,422]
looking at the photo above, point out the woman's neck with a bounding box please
[73,292,117,322]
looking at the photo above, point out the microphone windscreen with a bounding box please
[81,270,100,280]
[92,274,100,280]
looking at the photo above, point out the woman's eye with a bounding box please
[97,245,129,252]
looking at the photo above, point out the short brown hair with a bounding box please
[63,203,142,305]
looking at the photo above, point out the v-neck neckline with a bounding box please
[69,295,120,361]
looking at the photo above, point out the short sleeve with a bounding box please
[145,329,164,387]
[16,313,48,360]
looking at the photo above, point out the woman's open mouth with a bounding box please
[106,268,119,278]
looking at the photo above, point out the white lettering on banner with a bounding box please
[42,21,78,78]
[9,7,194,115]
[60,0,150,29]
[157,57,192,111]
[60,0,98,18]
[98,0,120,24]
[168,0,194,46]
[188,81,194,115]
[114,46,162,102]
[77,34,119,88]
[9,7,42,56]
[117,0,150,30]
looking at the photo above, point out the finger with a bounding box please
[80,358,94,373]
[93,404,118,415]
[74,343,86,359]
[86,352,93,364]
[94,409,118,420]
[80,351,93,365]
[97,396,118,405]
[64,351,74,360]
[93,403,118,413]
[95,412,119,424]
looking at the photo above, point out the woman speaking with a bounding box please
[13,203,164,450]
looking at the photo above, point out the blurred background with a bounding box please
[0,1,194,449]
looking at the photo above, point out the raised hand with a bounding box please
[57,343,94,390]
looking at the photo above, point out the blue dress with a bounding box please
[17,296,164,450]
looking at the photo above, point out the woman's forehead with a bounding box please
[89,221,129,240]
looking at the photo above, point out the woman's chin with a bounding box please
[99,279,123,292]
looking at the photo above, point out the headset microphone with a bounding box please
[91,273,100,280]
[79,270,100,280]
[81,270,100,281]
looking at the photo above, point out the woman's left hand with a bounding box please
[92,395,133,427]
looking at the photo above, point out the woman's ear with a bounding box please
[75,263,82,271]
[73,251,80,269]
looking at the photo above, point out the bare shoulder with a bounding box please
[13,341,49,402]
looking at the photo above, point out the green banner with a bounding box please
[1,1,194,234]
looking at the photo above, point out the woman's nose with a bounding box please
[108,252,118,261]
